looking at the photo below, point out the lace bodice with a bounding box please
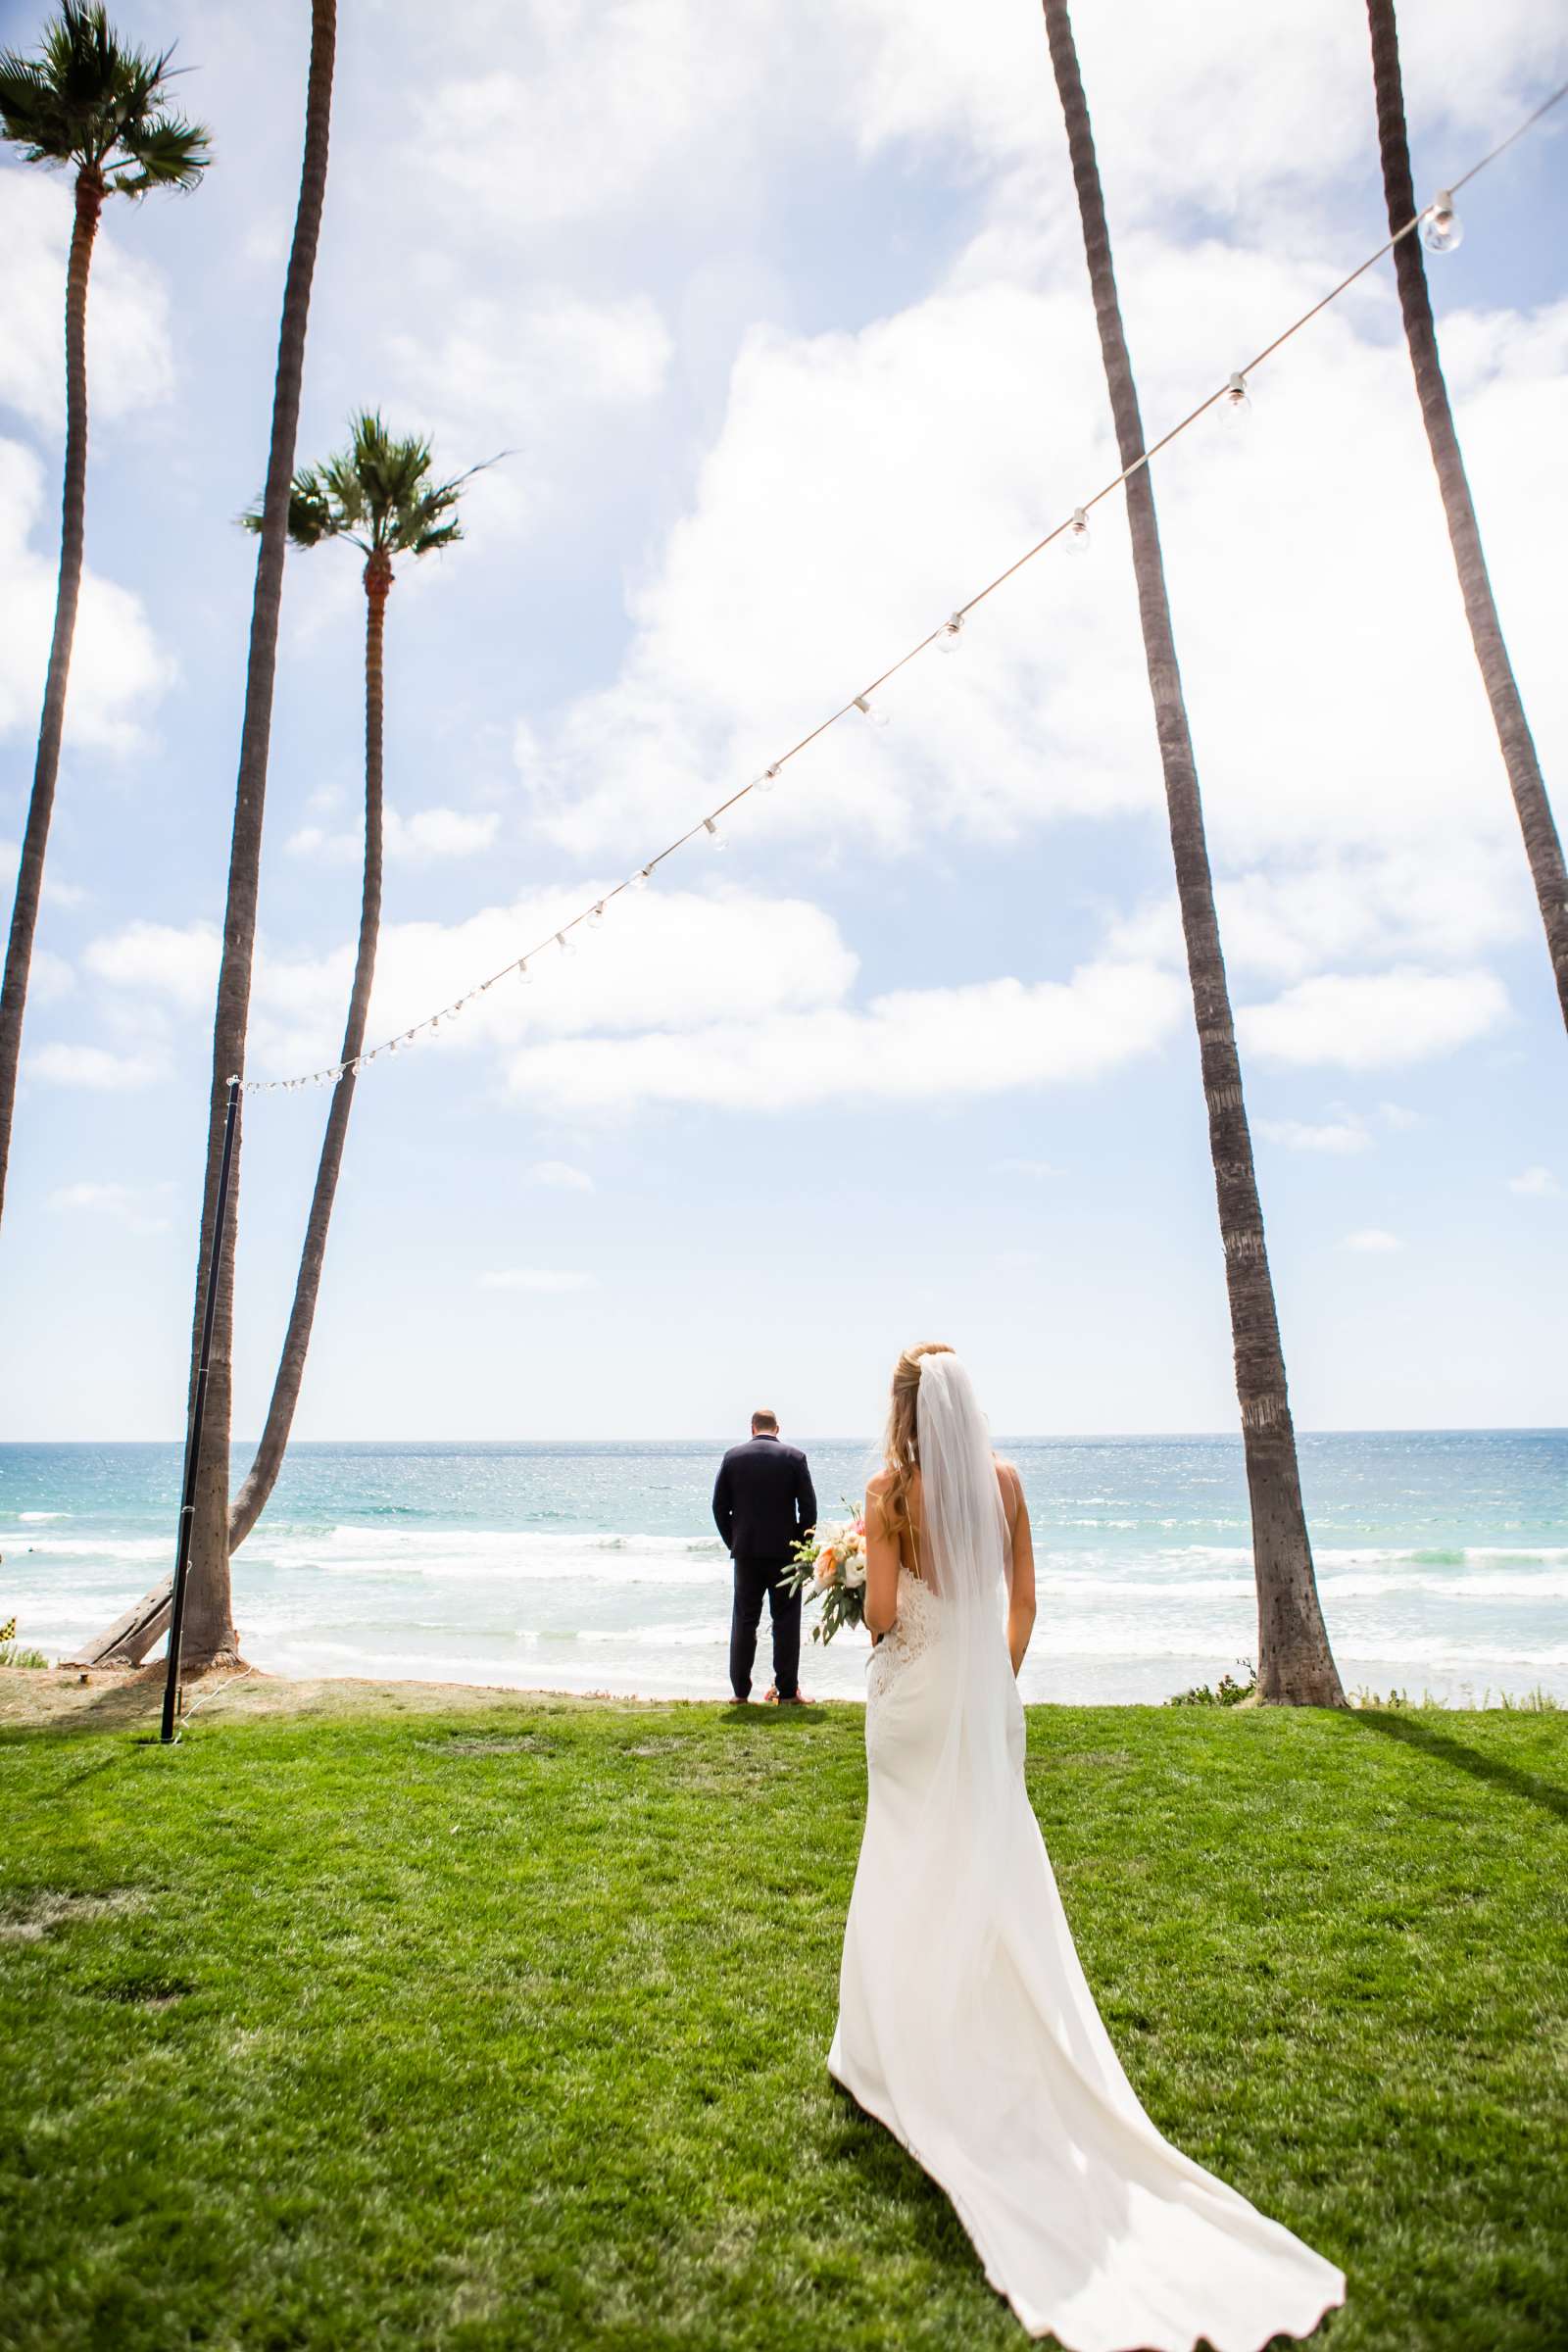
[866,1566,942,1700]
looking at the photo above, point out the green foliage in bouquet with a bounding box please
[781,1504,868,1644]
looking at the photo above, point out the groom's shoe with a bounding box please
[765,1687,808,1705]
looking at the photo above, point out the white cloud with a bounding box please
[83,886,858,1082]
[1256,1116,1371,1155]
[86,881,1181,1118]
[28,1042,163,1090]
[1508,1165,1560,1198]
[0,441,173,753]
[410,0,1553,241]
[0,171,174,433]
[1341,1228,1403,1253]
[419,3,766,231]
[388,293,672,501]
[393,808,503,861]
[529,1160,594,1192]
[480,1268,595,1294]
[83,920,220,1013]
[0,937,76,1006]
[48,1179,172,1233]
[497,957,1184,1115]
[1238,969,1509,1069]
[2,840,88,917]
[506,244,1566,1021]
[847,0,1556,218]
[285,807,503,865]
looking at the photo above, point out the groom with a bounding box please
[712,1409,817,1705]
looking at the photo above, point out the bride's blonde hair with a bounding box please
[878,1342,955,1538]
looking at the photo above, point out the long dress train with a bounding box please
[829,1358,1344,2351]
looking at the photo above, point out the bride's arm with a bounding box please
[1001,1462,1037,1676]
[863,1475,900,1640]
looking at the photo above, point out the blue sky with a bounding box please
[1,0,1565,1443]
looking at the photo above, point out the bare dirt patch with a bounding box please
[0,1886,149,1943]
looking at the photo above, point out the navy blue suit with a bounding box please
[712,1434,817,1700]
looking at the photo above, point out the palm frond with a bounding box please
[111,109,210,194]
[240,464,346,551]
[0,4,210,188]
[0,53,75,160]
[270,413,490,568]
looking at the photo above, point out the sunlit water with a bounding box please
[3,1432,1564,1704]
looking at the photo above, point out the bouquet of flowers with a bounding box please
[782,1503,868,1642]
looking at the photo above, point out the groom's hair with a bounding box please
[751,1408,779,1434]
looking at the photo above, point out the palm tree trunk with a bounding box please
[1041,0,1344,1705]
[228,553,388,1551]
[1365,0,1568,1034]
[0,161,102,1231]
[170,0,336,1672]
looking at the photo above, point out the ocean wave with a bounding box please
[0,1534,168,1563]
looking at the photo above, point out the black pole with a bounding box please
[161,1077,241,1744]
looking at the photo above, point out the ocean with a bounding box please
[2,1431,1564,1705]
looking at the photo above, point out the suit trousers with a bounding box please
[729,1553,801,1700]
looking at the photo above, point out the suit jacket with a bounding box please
[712,1435,817,1561]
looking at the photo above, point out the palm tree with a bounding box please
[174,0,336,1671]
[75,0,336,1677]
[1364,0,1568,1037]
[0,2,209,1233]
[1040,1,1344,1705]
[227,414,466,1551]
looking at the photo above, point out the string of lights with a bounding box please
[235,80,1567,1098]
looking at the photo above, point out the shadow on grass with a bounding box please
[1349,1706,1568,1829]
[718,1700,828,1728]
[827,2081,987,2274]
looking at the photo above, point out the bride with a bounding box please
[828,1342,1345,2351]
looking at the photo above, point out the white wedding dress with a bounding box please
[828,1354,1345,2351]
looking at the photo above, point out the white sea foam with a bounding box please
[0,1534,167,1563]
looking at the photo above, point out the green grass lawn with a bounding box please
[3,1675,1565,2351]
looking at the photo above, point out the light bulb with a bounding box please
[760,765,781,791]
[588,903,605,928]
[1223,370,1250,420]
[704,816,727,852]
[557,931,571,955]
[854,694,890,730]
[630,866,652,891]
[1067,507,1090,553]
[937,612,964,652]
[1420,190,1462,255]
[516,959,531,984]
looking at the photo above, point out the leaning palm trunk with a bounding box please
[0,162,101,1228]
[228,550,387,1550]
[1042,0,1343,1704]
[1365,0,1568,1035]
